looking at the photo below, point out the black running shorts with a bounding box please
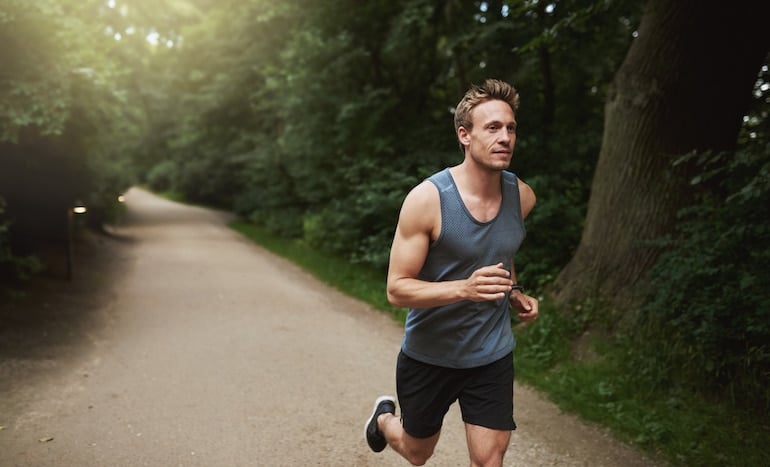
[396,351,516,438]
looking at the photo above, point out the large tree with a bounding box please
[551,0,769,305]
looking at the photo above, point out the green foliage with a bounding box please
[0,197,41,283]
[1,0,137,263]
[146,160,179,193]
[513,300,576,371]
[0,0,69,141]
[626,143,770,410]
[514,298,770,467]
[248,207,305,239]
[302,167,415,269]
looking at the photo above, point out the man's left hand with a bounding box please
[510,292,539,322]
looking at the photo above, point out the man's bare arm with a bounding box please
[511,178,539,321]
[509,259,539,322]
[518,178,536,219]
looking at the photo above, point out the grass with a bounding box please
[230,220,769,467]
[513,303,770,467]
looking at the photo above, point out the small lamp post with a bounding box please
[66,200,87,280]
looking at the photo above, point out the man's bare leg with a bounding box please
[379,412,441,466]
[464,423,511,467]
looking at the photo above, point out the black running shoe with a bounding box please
[364,395,396,453]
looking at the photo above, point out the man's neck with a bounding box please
[450,161,503,199]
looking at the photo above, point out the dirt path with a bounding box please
[0,188,661,466]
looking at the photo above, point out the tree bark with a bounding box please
[551,0,769,306]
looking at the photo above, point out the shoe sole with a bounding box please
[364,395,396,450]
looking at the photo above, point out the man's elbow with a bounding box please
[386,283,407,308]
[386,289,401,308]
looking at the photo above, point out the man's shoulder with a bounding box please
[426,167,451,183]
[399,178,441,238]
[406,178,440,203]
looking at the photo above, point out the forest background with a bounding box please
[1,1,768,465]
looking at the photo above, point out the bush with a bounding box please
[0,197,42,283]
[146,160,178,192]
[302,169,410,270]
[629,146,770,410]
[248,207,305,238]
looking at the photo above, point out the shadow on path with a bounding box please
[0,230,128,398]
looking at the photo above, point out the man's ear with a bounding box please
[457,126,471,147]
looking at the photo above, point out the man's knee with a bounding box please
[466,424,511,467]
[469,449,506,467]
[401,433,439,466]
[404,446,434,466]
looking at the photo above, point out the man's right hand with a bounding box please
[463,262,513,302]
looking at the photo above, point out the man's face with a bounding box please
[461,99,517,171]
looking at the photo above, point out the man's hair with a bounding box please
[453,79,520,151]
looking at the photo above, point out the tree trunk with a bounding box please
[551,0,769,306]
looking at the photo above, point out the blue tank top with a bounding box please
[401,168,526,368]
